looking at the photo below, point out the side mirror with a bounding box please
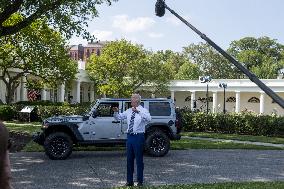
[92,111,99,118]
[82,114,90,121]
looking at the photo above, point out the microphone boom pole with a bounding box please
[157,1,284,109]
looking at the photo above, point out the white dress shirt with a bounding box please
[114,105,151,133]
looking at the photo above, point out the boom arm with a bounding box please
[163,3,284,109]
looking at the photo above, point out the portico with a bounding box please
[1,69,284,115]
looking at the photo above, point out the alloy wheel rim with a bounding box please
[50,137,68,156]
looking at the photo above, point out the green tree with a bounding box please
[228,36,284,79]
[0,15,78,104]
[183,42,239,79]
[0,0,117,38]
[174,62,201,80]
[86,39,172,97]
[154,50,189,77]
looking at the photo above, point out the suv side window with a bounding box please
[149,102,171,116]
[96,102,119,117]
[124,102,144,111]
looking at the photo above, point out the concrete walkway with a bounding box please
[183,136,284,148]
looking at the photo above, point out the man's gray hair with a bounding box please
[131,93,141,104]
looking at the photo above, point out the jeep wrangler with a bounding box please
[33,98,181,160]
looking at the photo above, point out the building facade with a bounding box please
[1,41,284,115]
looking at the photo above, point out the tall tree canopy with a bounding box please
[228,36,284,79]
[87,39,172,97]
[183,42,239,79]
[174,61,200,80]
[153,50,189,76]
[0,14,78,104]
[0,0,117,38]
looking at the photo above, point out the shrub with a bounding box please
[0,105,17,121]
[181,111,284,137]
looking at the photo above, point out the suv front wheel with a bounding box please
[145,129,170,157]
[44,132,73,160]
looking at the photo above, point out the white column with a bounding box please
[171,91,175,101]
[41,86,47,101]
[20,76,28,101]
[235,91,240,113]
[212,91,218,113]
[59,83,65,102]
[190,91,196,111]
[75,80,81,103]
[151,93,155,98]
[259,92,265,114]
[16,84,21,102]
[90,84,95,102]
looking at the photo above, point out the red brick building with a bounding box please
[68,41,106,62]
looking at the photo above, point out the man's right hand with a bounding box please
[112,107,119,112]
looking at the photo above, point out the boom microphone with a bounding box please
[155,0,166,17]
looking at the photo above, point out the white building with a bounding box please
[1,62,284,115]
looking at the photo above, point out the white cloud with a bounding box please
[92,30,113,41]
[148,32,164,38]
[112,14,155,33]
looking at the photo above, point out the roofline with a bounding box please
[100,98,172,101]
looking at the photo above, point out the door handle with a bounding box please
[112,121,120,123]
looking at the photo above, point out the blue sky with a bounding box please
[69,0,284,52]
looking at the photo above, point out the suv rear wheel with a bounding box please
[44,132,73,160]
[145,129,170,157]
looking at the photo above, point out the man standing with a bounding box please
[113,94,151,187]
[0,121,12,189]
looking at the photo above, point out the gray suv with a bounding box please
[33,98,181,160]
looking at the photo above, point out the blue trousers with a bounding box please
[126,133,145,184]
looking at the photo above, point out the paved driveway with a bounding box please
[10,150,284,189]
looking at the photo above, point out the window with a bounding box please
[149,102,171,116]
[96,49,101,56]
[86,49,90,58]
[124,102,144,111]
[96,102,119,117]
[248,97,260,103]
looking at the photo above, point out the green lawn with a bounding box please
[5,123,42,134]
[114,181,284,189]
[171,138,284,150]
[182,132,284,144]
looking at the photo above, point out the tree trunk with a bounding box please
[5,83,14,105]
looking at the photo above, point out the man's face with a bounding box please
[131,97,139,107]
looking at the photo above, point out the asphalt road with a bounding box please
[10,150,284,189]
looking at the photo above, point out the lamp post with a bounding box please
[219,83,227,114]
[200,76,212,114]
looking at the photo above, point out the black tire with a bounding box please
[145,129,170,157]
[44,132,73,160]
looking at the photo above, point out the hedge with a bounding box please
[0,101,91,121]
[180,111,284,137]
[0,105,17,121]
